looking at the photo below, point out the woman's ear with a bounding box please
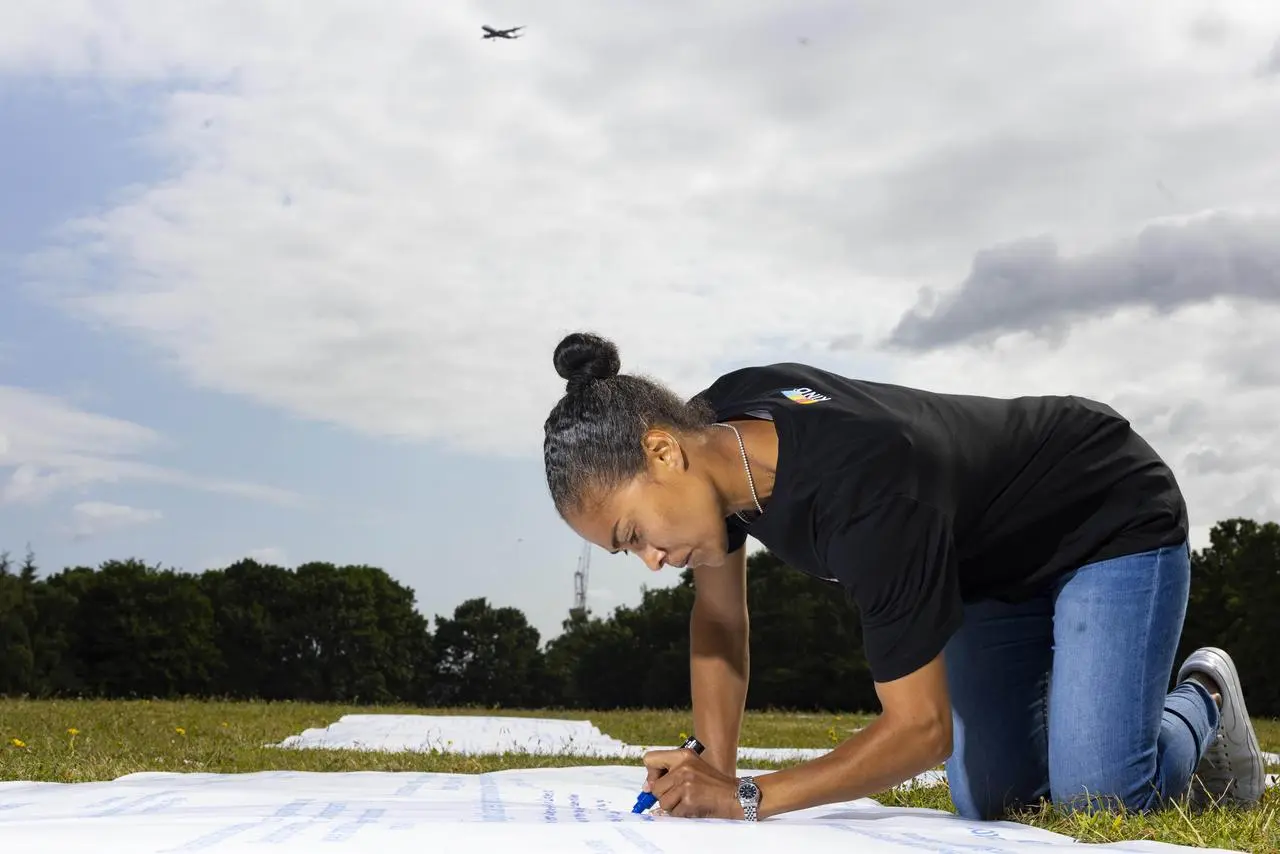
[641,428,686,472]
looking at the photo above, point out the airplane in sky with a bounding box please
[482,25,524,40]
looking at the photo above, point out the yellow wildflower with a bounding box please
[10,738,25,748]
[175,727,186,736]
[67,728,80,736]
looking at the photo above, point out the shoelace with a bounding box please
[1199,731,1237,793]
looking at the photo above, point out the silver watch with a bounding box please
[736,775,761,821]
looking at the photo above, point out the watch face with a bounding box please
[737,780,759,801]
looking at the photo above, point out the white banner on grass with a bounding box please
[273,714,1279,781]
[273,714,833,763]
[0,766,1247,854]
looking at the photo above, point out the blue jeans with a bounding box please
[944,542,1220,819]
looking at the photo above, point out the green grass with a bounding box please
[2,700,1277,850]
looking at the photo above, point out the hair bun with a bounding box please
[553,332,621,390]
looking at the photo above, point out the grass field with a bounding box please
[2,699,1278,851]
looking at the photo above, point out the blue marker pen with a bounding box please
[632,735,705,814]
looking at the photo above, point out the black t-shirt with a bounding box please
[691,363,1188,683]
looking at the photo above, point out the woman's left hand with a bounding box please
[641,746,746,819]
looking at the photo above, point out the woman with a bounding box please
[541,331,1267,822]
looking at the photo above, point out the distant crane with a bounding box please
[572,539,592,615]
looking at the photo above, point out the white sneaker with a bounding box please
[1177,646,1265,807]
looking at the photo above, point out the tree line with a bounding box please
[0,517,1276,716]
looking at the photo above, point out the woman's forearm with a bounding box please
[689,608,749,778]
[754,713,951,819]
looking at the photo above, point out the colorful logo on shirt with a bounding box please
[781,387,831,404]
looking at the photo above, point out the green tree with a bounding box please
[432,597,546,707]
[0,549,36,695]
[544,607,641,709]
[44,559,221,698]
[200,558,307,700]
[613,578,698,709]
[29,576,79,695]
[1179,518,1280,716]
[744,550,875,712]
[294,562,434,703]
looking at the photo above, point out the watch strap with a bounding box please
[737,775,760,821]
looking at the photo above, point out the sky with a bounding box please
[1,1,1279,645]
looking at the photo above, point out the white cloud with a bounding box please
[246,547,289,566]
[0,385,299,506]
[69,501,162,539]
[588,587,616,604]
[199,547,291,571]
[4,1,1280,543]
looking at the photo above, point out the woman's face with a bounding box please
[565,431,731,572]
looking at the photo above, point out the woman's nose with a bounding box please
[642,545,667,572]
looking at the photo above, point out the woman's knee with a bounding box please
[947,754,1049,821]
[951,787,1014,822]
[1050,770,1163,815]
